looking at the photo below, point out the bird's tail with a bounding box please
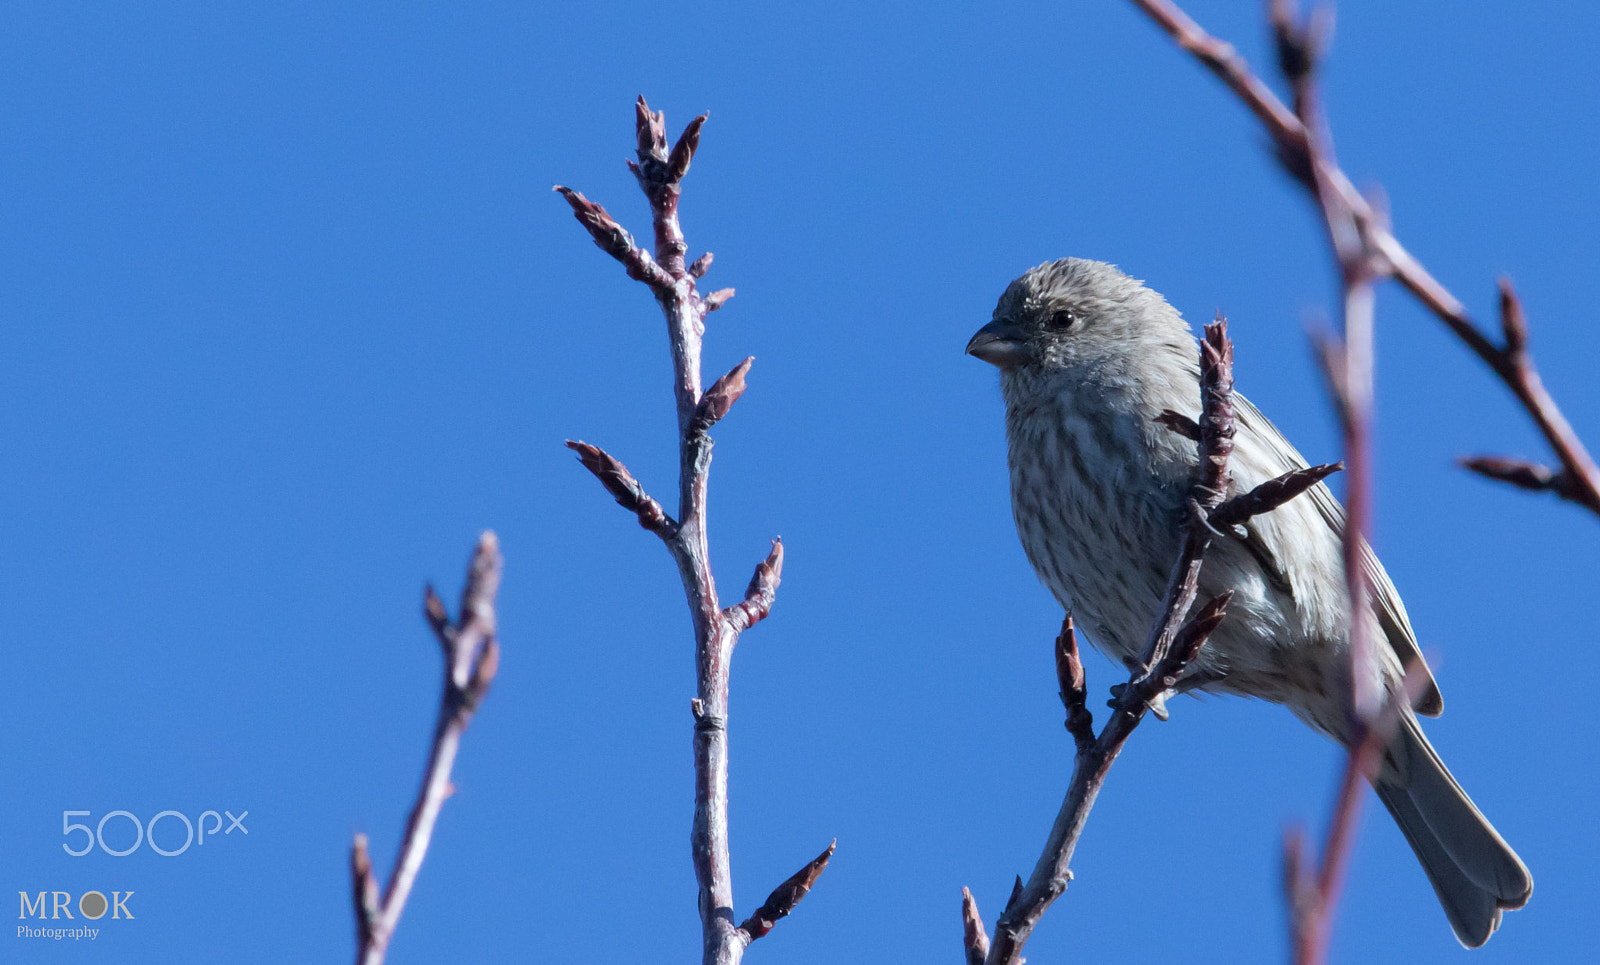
[1372,713,1532,947]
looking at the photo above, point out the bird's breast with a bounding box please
[1002,388,1188,665]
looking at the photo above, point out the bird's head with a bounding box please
[966,258,1192,373]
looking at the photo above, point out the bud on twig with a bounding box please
[351,834,378,949]
[1497,277,1528,358]
[704,288,735,313]
[1211,463,1344,528]
[961,888,990,965]
[565,441,674,535]
[423,584,451,647]
[1004,874,1025,913]
[553,186,672,292]
[1461,455,1576,500]
[1198,317,1237,498]
[1054,614,1095,752]
[724,538,783,631]
[690,358,753,436]
[667,114,706,184]
[634,95,667,163]
[1163,591,1232,682]
[737,839,836,942]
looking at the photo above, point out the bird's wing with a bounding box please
[1230,393,1444,716]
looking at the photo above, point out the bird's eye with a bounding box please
[1049,309,1077,330]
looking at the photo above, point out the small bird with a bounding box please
[966,258,1530,947]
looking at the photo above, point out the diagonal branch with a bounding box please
[1128,0,1600,517]
[351,532,503,965]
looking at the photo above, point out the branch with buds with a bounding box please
[1125,1,1579,959]
[557,97,830,965]
[1128,0,1600,517]
[351,533,503,965]
[963,319,1332,964]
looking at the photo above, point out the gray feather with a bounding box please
[1375,713,1532,946]
[1230,392,1444,717]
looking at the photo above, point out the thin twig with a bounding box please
[1283,662,1430,964]
[559,97,825,965]
[351,532,503,965]
[1054,614,1095,754]
[1128,0,1600,516]
[1211,462,1344,529]
[968,319,1324,964]
[1125,2,1539,958]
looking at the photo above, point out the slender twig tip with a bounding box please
[1497,277,1528,356]
[961,887,991,965]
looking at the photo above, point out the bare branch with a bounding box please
[1282,825,1316,961]
[1288,663,1431,965]
[737,840,836,943]
[973,317,1330,964]
[353,532,504,965]
[1127,0,1600,517]
[1123,2,1562,957]
[563,99,821,965]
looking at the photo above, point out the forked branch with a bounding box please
[351,533,503,965]
[1128,0,1600,517]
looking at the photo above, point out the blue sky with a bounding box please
[2,1,1596,962]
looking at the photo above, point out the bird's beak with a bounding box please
[966,319,1029,369]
